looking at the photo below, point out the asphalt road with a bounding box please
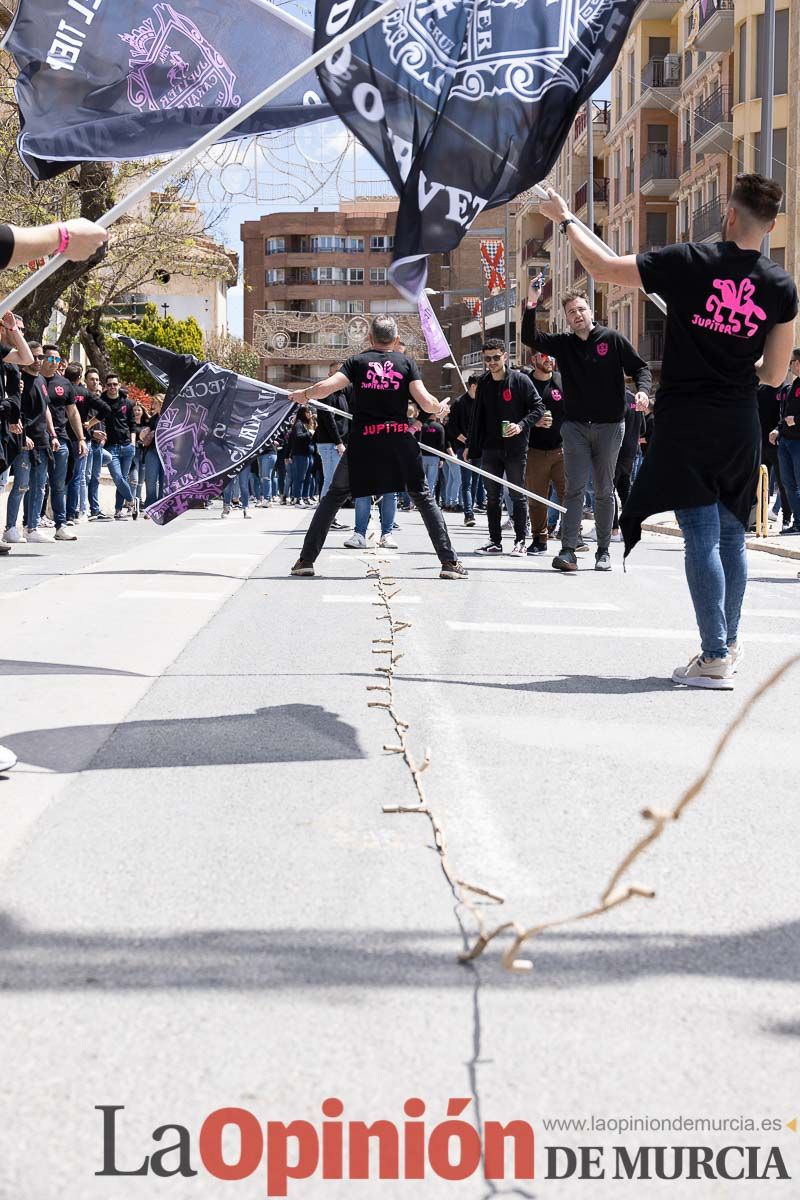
[1,499,798,1199]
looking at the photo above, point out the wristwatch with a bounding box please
[559,218,576,235]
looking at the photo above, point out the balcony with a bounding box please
[639,329,665,365]
[635,0,681,17]
[640,145,678,196]
[682,138,693,176]
[543,219,554,249]
[461,349,485,369]
[694,86,733,156]
[641,55,681,103]
[692,195,724,242]
[521,236,547,264]
[574,178,610,213]
[541,279,553,306]
[688,0,734,54]
[573,260,587,284]
[573,100,611,153]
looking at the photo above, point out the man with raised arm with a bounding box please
[536,174,798,689]
[287,315,467,580]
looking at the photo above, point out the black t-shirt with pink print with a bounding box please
[636,242,798,409]
[339,350,424,496]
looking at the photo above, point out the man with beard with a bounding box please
[536,175,797,689]
[523,351,565,554]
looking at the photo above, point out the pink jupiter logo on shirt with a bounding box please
[695,278,767,337]
[596,342,608,357]
[550,388,562,402]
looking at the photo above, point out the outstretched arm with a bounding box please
[289,371,349,405]
[537,187,644,289]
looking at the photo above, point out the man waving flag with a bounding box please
[314,0,642,298]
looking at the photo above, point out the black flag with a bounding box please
[314,0,642,297]
[2,0,333,180]
[119,338,296,526]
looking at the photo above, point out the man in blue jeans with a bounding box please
[101,373,135,518]
[770,349,800,534]
[40,344,87,541]
[537,174,798,688]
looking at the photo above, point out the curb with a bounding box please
[642,520,800,563]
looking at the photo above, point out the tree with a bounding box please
[105,304,204,392]
[203,332,262,379]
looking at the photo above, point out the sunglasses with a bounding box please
[44,355,58,363]
[483,353,504,363]
[33,354,45,361]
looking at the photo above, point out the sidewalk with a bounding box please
[642,513,800,562]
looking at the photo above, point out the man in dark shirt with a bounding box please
[537,174,798,688]
[40,343,86,539]
[770,348,800,534]
[4,342,58,544]
[287,315,466,579]
[447,374,481,525]
[466,338,544,555]
[316,360,350,529]
[758,378,792,531]
[101,372,136,519]
[522,282,651,573]
[523,351,565,554]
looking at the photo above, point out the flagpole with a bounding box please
[0,0,405,316]
[307,397,566,513]
[531,185,667,317]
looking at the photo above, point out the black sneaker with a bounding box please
[440,560,468,579]
[527,538,548,555]
[464,513,476,527]
[779,523,800,536]
[552,548,578,573]
[475,541,502,555]
[575,539,590,554]
[290,559,315,577]
[595,548,612,571]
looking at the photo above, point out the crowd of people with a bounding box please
[0,335,166,552]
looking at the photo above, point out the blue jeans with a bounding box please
[223,474,249,508]
[66,444,86,518]
[675,502,747,659]
[86,440,110,514]
[318,443,342,497]
[258,451,278,501]
[455,446,476,515]
[143,449,164,507]
[47,440,70,528]
[130,445,146,501]
[444,459,461,506]
[107,443,135,511]
[777,439,800,525]
[421,453,440,497]
[289,454,310,499]
[6,450,48,532]
[354,492,397,537]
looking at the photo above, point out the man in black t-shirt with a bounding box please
[537,174,798,689]
[3,342,58,545]
[287,315,466,579]
[466,338,544,555]
[100,372,136,519]
[40,343,86,539]
[769,349,800,535]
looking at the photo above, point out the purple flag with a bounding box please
[417,293,451,363]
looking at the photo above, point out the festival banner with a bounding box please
[314,0,642,298]
[118,337,296,525]
[480,240,506,295]
[2,0,334,180]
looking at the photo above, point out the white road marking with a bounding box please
[742,607,800,619]
[117,590,227,601]
[188,553,260,560]
[323,595,421,605]
[521,600,622,612]
[447,621,800,645]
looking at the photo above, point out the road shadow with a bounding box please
[348,673,673,695]
[0,659,145,678]
[2,704,364,773]
[0,915,796,992]
[87,569,248,581]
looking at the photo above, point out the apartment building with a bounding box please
[447,203,521,374]
[242,199,449,390]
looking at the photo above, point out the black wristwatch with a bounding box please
[559,218,575,235]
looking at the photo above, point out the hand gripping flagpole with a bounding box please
[531,185,667,317]
[307,398,567,514]
[0,0,405,316]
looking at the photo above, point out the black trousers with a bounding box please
[481,448,528,545]
[299,450,457,565]
[763,441,792,523]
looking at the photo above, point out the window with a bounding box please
[646,210,668,247]
[612,226,620,255]
[370,235,395,251]
[345,300,365,314]
[265,268,285,285]
[770,247,785,269]
[681,199,689,237]
[737,23,747,103]
[734,138,744,175]
[347,268,364,284]
[627,51,635,108]
[622,304,631,342]
[345,237,364,252]
[369,267,387,283]
[772,128,787,194]
[755,9,789,97]
[647,124,669,148]
[313,266,335,283]
[624,220,633,254]
[648,36,671,60]
[615,66,622,119]
[265,236,285,255]
[753,131,761,174]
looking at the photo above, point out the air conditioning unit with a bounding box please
[664,54,681,84]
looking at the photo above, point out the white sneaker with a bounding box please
[2,527,25,544]
[501,517,513,530]
[510,539,526,557]
[671,653,735,690]
[610,529,624,543]
[25,527,53,542]
[221,505,231,518]
[727,640,743,672]
[378,534,398,549]
[54,526,78,541]
[39,516,54,528]
[343,532,367,549]
[0,744,17,773]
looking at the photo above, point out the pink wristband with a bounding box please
[57,223,70,254]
